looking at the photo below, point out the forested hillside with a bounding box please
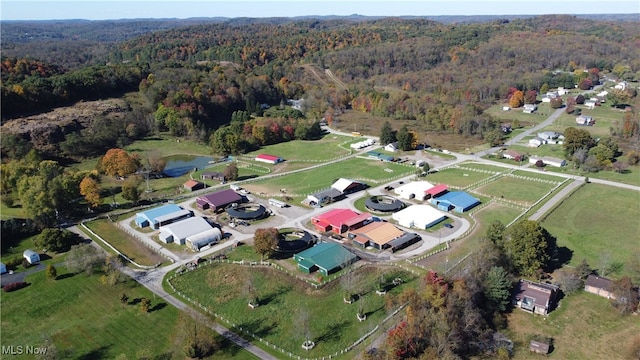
[1,15,639,160]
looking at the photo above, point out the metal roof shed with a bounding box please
[431,191,480,213]
[159,217,214,245]
[186,228,222,251]
[294,242,358,276]
[135,204,183,228]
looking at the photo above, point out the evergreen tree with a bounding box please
[379,121,396,145]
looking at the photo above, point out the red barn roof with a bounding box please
[426,184,448,196]
[312,208,366,234]
[256,154,281,162]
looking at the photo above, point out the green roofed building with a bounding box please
[294,242,358,276]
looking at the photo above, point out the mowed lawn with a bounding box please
[1,269,254,359]
[542,184,640,277]
[84,219,166,267]
[244,157,415,196]
[475,177,558,205]
[506,291,640,360]
[246,135,353,162]
[169,263,414,357]
[425,167,495,188]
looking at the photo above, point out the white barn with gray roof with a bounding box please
[159,217,219,245]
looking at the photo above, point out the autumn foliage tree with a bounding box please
[508,90,524,108]
[79,176,102,208]
[253,228,280,261]
[99,148,139,177]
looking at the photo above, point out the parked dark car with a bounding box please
[444,223,454,229]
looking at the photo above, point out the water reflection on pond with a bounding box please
[163,155,213,177]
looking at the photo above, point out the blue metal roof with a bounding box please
[136,204,183,224]
[434,191,480,210]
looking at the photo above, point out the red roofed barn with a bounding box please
[311,208,371,234]
[255,154,284,164]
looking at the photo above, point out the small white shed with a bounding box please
[23,249,40,264]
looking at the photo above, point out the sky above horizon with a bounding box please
[1,0,638,21]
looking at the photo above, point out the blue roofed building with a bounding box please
[431,191,480,213]
[294,242,358,276]
[135,204,192,229]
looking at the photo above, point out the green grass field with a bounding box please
[125,135,213,157]
[243,157,416,198]
[510,170,565,182]
[84,219,166,267]
[246,135,353,161]
[457,162,508,173]
[541,184,640,277]
[425,167,495,188]
[0,268,254,359]
[168,263,415,358]
[475,177,558,205]
[506,290,640,360]
[414,202,524,273]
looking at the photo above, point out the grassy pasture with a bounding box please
[243,157,415,197]
[506,291,640,360]
[541,184,640,277]
[414,202,523,272]
[475,177,558,205]
[507,142,567,159]
[510,170,565,182]
[425,167,494,188]
[457,162,509,173]
[84,219,166,267]
[0,269,252,359]
[169,263,415,357]
[125,134,213,157]
[245,135,353,161]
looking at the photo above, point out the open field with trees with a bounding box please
[168,262,415,357]
[1,13,638,359]
[541,184,640,278]
[0,268,254,359]
[506,291,640,360]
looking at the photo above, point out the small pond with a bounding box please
[163,155,213,177]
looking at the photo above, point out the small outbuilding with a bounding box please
[576,115,595,126]
[584,274,615,299]
[183,179,206,191]
[0,262,7,274]
[201,171,225,182]
[23,250,40,265]
[529,340,551,354]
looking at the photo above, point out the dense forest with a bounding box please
[1,15,639,165]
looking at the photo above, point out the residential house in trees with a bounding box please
[513,279,559,316]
